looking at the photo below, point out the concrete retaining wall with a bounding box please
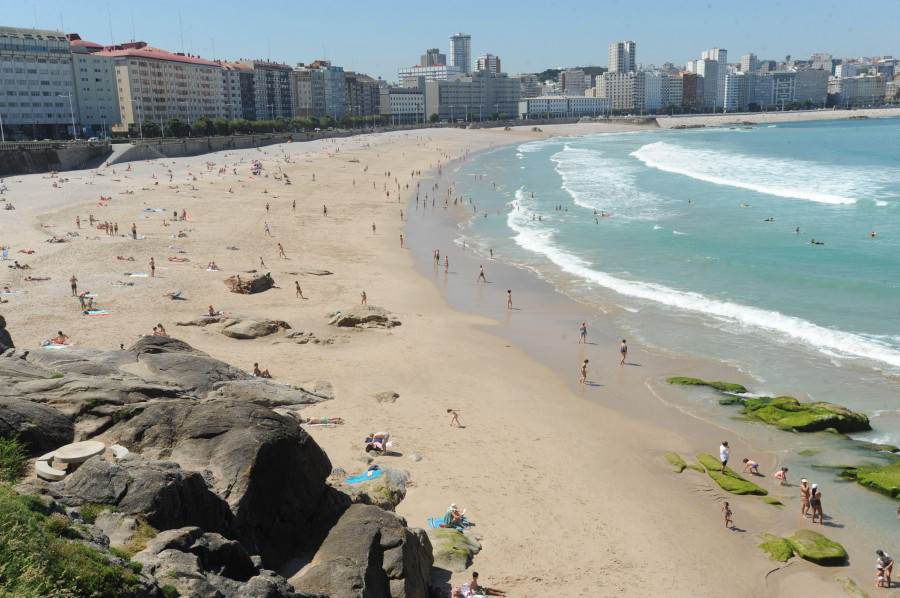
[0,141,111,175]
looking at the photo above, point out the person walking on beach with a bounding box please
[877,550,894,588]
[719,441,730,474]
[722,502,733,529]
[264,221,271,236]
[507,289,512,309]
[579,322,586,344]
[476,265,486,282]
[809,484,824,525]
[259,256,266,269]
[444,256,449,273]
[323,205,327,216]
[70,275,78,296]
[76,216,80,229]
[620,339,628,364]
[278,243,286,258]
[400,234,404,248]
[131,223,137,239]
[360,289,367,305]
[149,258,155,277]
[292,199,295,212]
[580,359,589,384]
[800,478,811,518]
[447,408,461,427]
[295,281,304,299]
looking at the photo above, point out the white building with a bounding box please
[700,47,727,108]
[835,63,858,78]
[379,87,424,124]
[519,96,610,118]
[449,33,471,73]
[475,54,501,75]
[67,34,119,138]
[597,71,644,111]
[608,41,636,73]
[397,64,465,83]
[0,26,78,139]
[559,69,588,96]
[741,53,757,73]
[643,71,664,109]
[723,72,745,112]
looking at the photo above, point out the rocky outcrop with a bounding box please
[336,467,410,511]
[328,306,400,329]
[0,396,74,455]
[738,396,870,433]
[0,314,13,351]
[426,528,481,572]
[176,315,291,339]
[128,336,252,395]
[290,505,432,598]
[107,400,332,567]
[208,380,331,409]
[786,529,847,566]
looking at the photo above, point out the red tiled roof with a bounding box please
[96,43,220,67]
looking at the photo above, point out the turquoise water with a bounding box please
[451,118,900,443]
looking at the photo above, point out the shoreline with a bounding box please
[0,123,873,596]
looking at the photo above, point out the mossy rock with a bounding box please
[740,396,870,433]
[696,454,768,496]
[686,462,705,473]
[787,529,847,566]
[797,449,819,457]
[718,395,744,406]
[835,575,871,598]
[666,377,748,394]
[426,528,481,572]
[758,533,794,562]
[855,441,900,453]
[663,452,686,473]
[760,497,784,508]
[847,461,900,497]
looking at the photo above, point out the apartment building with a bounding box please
[420,48,446,67]
[519,96,610,118]
[239,60,295,121]
[67,34,119,138]
[449,33,471,73]
[220,62,255,120]
[398,64,465,83]
[827,74,886,106]
[379,87,424,124]
[475,54,501,75]
[597,71,644,111]
[424,70,520,121]
[511,74,542,99]
[0,26,78,139]
[608,41,636,73]
[559,69,587,96]
[345,71,380,117]
[294,66,324,118]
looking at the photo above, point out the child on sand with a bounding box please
[580,359,588,384]
[742,458,760,475]
[447,409,461,427]
[774,467,788,485]
[722,502,733,529]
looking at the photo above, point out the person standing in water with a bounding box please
[580,359,589,384]
[506,290,512,309]
[620,339,627,364]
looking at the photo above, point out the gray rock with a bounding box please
[108,400,332,568]
[93,511,139,548]
[306,270,332,276]
[426,528,481,572]
[176,315,291,340]
[208,380,331,408]
[0,315,13,352]
[135,350,251,395]
[328,306,400,329]
[373,391,399,404]
[338,467,410,512]
[0,396,74,455]
[330,467,346,478]
[407,455,422,463]
[290,504,432,598]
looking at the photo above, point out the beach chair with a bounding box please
[1,250,7,261]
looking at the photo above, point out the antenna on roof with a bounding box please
[106,2,114,46]
[59,11,64,32]
[179,9,185,54]
[131,10,135,43]
[33,4,38,28]
[267,36,271,61]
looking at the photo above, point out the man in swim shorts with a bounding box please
[579,322,586,344]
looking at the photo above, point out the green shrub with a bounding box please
[0,487,135,597]
[0,434,28,483]
[43,513,82,539]
[79,503,119,525]
[161,585,181,598]
[112,409,134,424]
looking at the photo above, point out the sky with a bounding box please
[14,0,899,81]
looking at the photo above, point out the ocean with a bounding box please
[431,118,900,546]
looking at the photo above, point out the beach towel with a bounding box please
[84,310,108,316]
[111,282,133,287]
[428,517,445,529]
[345,469,384,484]
[43,343,75,350]
[84,293,99,298]
[169,291,184,299]
[1,290,26,295]
[127,273,149,277]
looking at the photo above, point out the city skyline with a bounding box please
[16,0,899,81]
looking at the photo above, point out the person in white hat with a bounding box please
[800,478,811,518]
[444,503,469,529]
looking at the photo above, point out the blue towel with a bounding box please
[428,517,445,529]
[345,469,384,484]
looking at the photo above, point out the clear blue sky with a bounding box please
[20,0,899,80]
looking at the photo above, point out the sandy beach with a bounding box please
[0,122,871,596]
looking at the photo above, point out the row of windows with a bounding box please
[0,113,70,119]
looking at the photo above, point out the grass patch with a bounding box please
[0,486,138,597]
[787,529,847,566]
[663,452,686,473]
[78,503,119,525]
[0,434,28,483]
[739,396,870,433]
[112,409,134,424]
[48,374,64,379]
[758,533,794,562]
[161,584,181,598]
[686,462,706,473]
[760,497,784,508]
[696,454,768,495]
[123,518,158,555]
[666,377,748,394]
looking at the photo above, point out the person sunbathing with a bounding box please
[167,257,189,262]
[117,256,135,261]
[52,331,69,345]
[13,261,31,269]
[304,417,344,425]
[252,363,272,378]
[444,503,470,529]
[113,281,133,286]
[24,276,49,281]
[154,324,167,337]
[469,573,506,596]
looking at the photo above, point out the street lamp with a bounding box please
[58,93,77,140]
[0,111,5,143]
[130,99,145,159]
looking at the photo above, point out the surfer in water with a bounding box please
[811,239,825,245]
[764,218,774,222]
[796,227,800,234]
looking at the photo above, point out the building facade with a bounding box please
[420,48,446,67]
[740,53,757,73]
[559,69,587,96]
[68,34,120,137]
[475,54,501,75]
[449,33,471,73]
[345,72,380,117]
[424,70,520,121]
[0,26,78,139]
[597,71,644,111]
[239,60,296,121]
[700,48,727,108]
[794,69,829,106]
[398,64,465,83]
[827,74,886,106]
[608,41,636,73]
[294,66,325,118]
[519,96,610,118]
[221,62,255,120]
[511,74,542,98]
[379,87,424,124]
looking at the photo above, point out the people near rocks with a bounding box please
[741,458,759,475]
[444,503,469,529]
[773,467,788,485]
[253,362,271,378]
[304,417,344,425]
[800,478,811,518]
[365,431,390,454]
[52,330,69,345]
[153,324,168,337]
[809,483,824,525]
[719,441,730,474]
[877,550,894,588]
[468,572,506,596]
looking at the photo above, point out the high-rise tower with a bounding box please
[450,33,472,73]
[608,41,636,73]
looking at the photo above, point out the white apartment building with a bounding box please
[0,26,78,139]
[723,72,744,112]
[449,33,471,73]
[741,53,757,73]
[834,63,858,78]
[397,64,465,83]
[559,69,587,96]
[519,96,610,118]
[379,87,424,124]
[104,42,227,134]
[700,47,727,108]
[68,35,119,138]
[608,41,636,73]
[597,71,644,111]
[475,54,501,75]
[643,71,664,109]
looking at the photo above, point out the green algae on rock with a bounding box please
[835,575,871,598]
[760,497,784,508]
[664,452,687,473]
[841,460,900,498]
[666,377,748,394]
[696,454,768,496]
[787,529,847,566]
[758,533,793,562]
[738,396,870,433]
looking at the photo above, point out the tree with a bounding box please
[322,115,335,128]
[213,118,228,136]
[490,110,499,121]
[429,113,439,123]
[228,119,252,135]
[339,114,352,129]
[167,118,191,138]
[140,120,160,138]
[499,113,508,121]
[191,117,213,137]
